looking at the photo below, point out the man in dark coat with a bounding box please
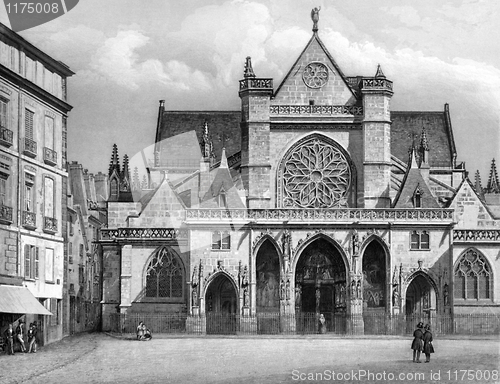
[411,321,424,363]
[4,323,15,355]
[423,324,434,363]
[16,320,27,353]
[28,322,38,353]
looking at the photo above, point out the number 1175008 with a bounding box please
[6,2,59,14]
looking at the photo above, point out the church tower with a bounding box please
[361,64,393,208]
[239,57,274,208]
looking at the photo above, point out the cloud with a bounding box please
[385,6,422,27]
[89,29,212,91]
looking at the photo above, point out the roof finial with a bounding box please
[375,64,386,79]
[486,158,500,193]
[311,6,321,33]
[420,127,429,152]
[244,56,256,78]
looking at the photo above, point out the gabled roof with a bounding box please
[448,177,497,225]
[200,149,245,209]
[273,32,358,104]
[393,150,440,208]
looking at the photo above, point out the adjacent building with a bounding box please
[65,162,106,335]
[0,23,73,345]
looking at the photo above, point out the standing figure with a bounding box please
[4,323,15,355]
[411,322,424,363]
[16,320,26,353]
[311,6,321,32]
[318,314,326,334]
[295,284,302,308]
[423,324,434,363]
[28,322,37,353]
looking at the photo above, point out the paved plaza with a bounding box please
[0,333,499,384]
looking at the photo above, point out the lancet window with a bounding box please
[145,247,183,299]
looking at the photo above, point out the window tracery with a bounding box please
[454,249,492,300]
[279,137,352,208]
[145,247,183,299]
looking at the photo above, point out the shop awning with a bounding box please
[0,285,53,315]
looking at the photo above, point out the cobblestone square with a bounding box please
[0,334,498,384]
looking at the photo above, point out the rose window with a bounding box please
[302,62,329,88]
[281,138,351,208]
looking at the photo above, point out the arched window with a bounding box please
[454,249,492,300]
[278,135,353,208]
[145,247,184,299]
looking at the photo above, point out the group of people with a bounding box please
[3,320,38,355]
[136,321,152,341]
[411,321,434,363]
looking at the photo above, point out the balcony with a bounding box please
[23,138,37,158]
[0,205,13,224]
[43,147,58,166]
[0,126,13,147]
[43,216,57,234]
[22,211,36,229]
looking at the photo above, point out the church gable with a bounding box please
[273,34,357,106]
[129,176,185,228]
[449,178,496,228]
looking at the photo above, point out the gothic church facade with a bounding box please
[100,12,499,334]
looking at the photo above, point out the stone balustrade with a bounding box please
[185,208,454,223]
[270,104,363,116]
[453,229,500,242]
[100,227,189,242]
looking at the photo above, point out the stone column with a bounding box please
[119,245,132,314]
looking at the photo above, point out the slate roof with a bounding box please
[157,108,456,172]
[156,111,241,165]
[391,106,456,168]
[392,151,441,208]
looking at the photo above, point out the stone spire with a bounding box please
[486,158,500,193]
[375,64,386,79]
[122,154,130,182]
[474,170,484,198]
[243,56,256,78]
[419,127,430,168]
[108,143,120,177]
[220,147,228,169]
[201,121,214,162]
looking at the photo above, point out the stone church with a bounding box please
[100,10,500,334]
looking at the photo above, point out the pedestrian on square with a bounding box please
[136,321,145,340]
[423,324,434,363]
[4,323,15,355]
[318,314,326,334]
[411,321,424,363]
[16,320,27,353]
[28,322,37,353]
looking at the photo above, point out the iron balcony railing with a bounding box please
[23,137,37,158]
[22,210,36,229]
[43,216,57,233]
[43,147,57,166]
[0,126,13,147]
[0,205,13,224]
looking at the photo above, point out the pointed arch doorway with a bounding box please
[405,274,437,331]
[255,239,280,333]
[295,238,347,333]
[205,274,238,334]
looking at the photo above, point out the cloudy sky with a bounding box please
[1,0,499,182]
